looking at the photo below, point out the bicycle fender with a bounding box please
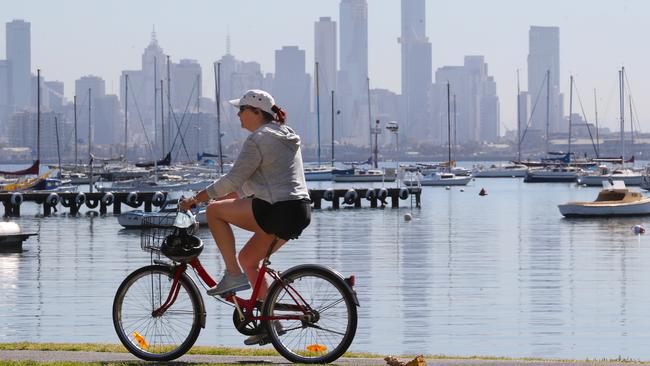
[152,263,207,328]
[280,264,360,307]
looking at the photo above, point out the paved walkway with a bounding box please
[0,350,647,365]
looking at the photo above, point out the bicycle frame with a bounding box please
[152,257,311,322]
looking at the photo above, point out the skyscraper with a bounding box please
[0,60,11,134]
[527,26,561,136]
[6,19,31,109]
[274,46,311,144]
[75,75,106,145]
[339,0,368,145]
[172,59,202,112]
[433,56,500,144]
[314,16,337,145]
[399,0,432,142]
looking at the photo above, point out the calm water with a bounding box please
[3,176,650,359]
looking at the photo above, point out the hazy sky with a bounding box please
[1,0,648,133]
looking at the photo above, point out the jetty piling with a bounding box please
[0,191,168,217]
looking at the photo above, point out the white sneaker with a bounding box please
[206,271,250,296]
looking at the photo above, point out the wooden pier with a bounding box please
[0,191,167,217]
[309,187,421,209]
[0,187,421,217]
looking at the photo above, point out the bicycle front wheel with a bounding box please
[263,265,358,364]
[112,265,203,361]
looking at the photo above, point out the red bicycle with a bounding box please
[112,211,359,364]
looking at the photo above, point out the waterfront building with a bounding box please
[315,16,337,145]
[527,26,562,135]
[171,111,217,159]
[214,53,265,145]
[75,75,106,145]
[94,95,120,146]
[119,30,166,157]
[44,81,64,112]
[7,110,66,161]
[0,60,11,136]
[432,56,500,144]
[274,46,311,145]
[172,59,202,112]
[399,0,432,143]
[6,19,31,109]
[339,0,369,145]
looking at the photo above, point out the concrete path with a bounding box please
[0,350,646,365]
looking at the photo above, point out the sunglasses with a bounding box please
[239,105,255,113]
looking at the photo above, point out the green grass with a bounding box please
[1,343,649,364]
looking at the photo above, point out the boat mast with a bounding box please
[517,69,521,163]
[373,119,379,169]
[196,74,201,163]
[619,68,625,161]
[331,90,335,167]
[447,82,452,168]
[160,79,165,157]
[453,94,457,160]
[568,76,573,157]
[37,69,41,162]
[88,88,93,193]
[367,77,372,162]
[545,69,550,154]
[54,116,61,169]
[153,57,159,161]
[315,62,321,167]
[214,62,224,174]
[594,89,599,157]
[167,55,172,151]
[74,95,78,167]
[124,74,128,159]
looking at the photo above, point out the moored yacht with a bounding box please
[524,165,582,183]
[559,180,650,217]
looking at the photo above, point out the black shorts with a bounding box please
[252,198,311,240]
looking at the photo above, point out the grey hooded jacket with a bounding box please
[205,122,310,204]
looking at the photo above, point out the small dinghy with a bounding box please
[558,180,650,217]
[0,222,37,252]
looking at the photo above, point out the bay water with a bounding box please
[2,174,650,359]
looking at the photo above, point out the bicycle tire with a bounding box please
[263,265,358,364]
[112,265,203,361]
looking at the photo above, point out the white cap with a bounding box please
[228,89,275,115]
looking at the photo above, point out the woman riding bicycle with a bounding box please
[180,89,311,342]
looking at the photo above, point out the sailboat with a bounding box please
[474,71,528,178]
[579,67,642,186]
[404,82,471,187]
[524,75,585,183]
[304,62,345,181]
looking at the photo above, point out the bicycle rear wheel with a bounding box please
[112,265,203,361]
[263,265,358,364]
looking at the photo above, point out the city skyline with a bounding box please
[1,0,648,133]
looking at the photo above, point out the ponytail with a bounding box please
[271,105,287,124]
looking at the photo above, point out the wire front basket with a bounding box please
[140,214,177,255]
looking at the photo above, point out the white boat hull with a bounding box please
[405,175,472,186]
[559,200,650,217]
[577,174,643,186]
[473,165,528,178]
[333,174,395,182]
[118,209,207,228]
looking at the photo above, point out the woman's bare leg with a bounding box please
[206,197,260,275]
[239,233,287,300]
